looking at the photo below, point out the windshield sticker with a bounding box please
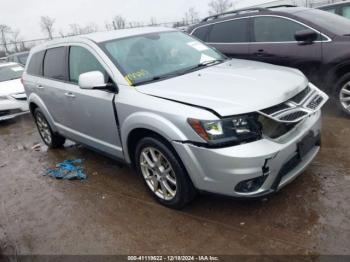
[187,41,209,52]
[11,67,24,72]
[200,54,216,63]
[125,69,150,84]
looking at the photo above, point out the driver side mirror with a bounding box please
[295,30,318,45]
[78,71,108,90]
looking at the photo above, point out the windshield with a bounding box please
[295,9,350,35]
[101,31,225,85]
[0,65,24,82]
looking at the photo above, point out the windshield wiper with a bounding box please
[133,72,180,86]
[181,59,226,73]
[133,59,226,86]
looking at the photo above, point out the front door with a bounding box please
[249,16,323,85]
[62,45,123,159]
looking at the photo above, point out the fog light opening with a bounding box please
[235,176,268,193]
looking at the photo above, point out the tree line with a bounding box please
[0,0,235,55]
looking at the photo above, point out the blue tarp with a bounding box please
[44,159,86,180]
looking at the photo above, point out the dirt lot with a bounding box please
[0,104,349,256]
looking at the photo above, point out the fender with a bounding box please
[28,93,58,132]
[121,112,188,163]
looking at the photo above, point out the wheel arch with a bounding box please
[121,112,188,164]
[28,93,58,132]
[325,62,350,94]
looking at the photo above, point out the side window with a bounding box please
[342,6,350,19]
[253,16,311,42]
[323,8,337,14]
[207,19,249,43]
[192,26,211,41]
[43,47,67,81]
[69,46,107,84]
[27,51,45,76]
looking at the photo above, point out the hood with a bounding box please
[0,79,25,97]
[135,59,308,117]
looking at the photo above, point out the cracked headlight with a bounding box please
[188,114,262,146]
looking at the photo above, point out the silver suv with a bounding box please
[23,27,328,208]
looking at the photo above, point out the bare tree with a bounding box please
[40,16,55,39]
[113,15,126,30]
[105,22,114,31]
[208,0,233,15]
[184,7,199,25]
[11,30,21,52]
[0,24,11,54]
[150,17,158,26]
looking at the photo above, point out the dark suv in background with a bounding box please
[318,1,350,19]
[188,6,350,116]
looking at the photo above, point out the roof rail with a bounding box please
[201,7,267,22]
[268,5,297,8]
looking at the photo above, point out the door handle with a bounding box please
[65,92,76,98]
[36,85,44,89]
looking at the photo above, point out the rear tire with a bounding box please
[34,108,65,148]
[135,136,196,209]
[334,73,350,116]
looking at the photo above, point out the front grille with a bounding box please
[306,95,324,110]
[280,111,308,121]
[261,103,290,115]
[259,115,297,139]
[0,109,21,117]
[0,110,10,117]
[258,85,327,124]
[290,86,311,104]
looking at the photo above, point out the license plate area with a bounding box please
[297,132,317,159]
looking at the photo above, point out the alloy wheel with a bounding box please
[36,113,52,145]
[140,147,177,201]
[340,81,350,114]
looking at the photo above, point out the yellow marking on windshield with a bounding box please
[125,76,132,86]
[126,69,150,84]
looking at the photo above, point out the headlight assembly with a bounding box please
[188,114,262,147]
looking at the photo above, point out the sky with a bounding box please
[0,0,282,40]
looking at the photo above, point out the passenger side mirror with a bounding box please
[78,71,107,90]
[295,30,318,45]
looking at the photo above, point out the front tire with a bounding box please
[335,73,350,116]
[34,108,66,148]
[135,137,196,209]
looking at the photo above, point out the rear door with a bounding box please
[62,45,122,158]
[41,47,71,127]
[196,18,251,59]
[249,15,323,84]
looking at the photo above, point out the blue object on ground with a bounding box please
[44,159,86,180]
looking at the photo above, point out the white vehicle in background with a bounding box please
[0,63,29,121]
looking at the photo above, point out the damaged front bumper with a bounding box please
[172,110,322,198]
[0,98,29,121]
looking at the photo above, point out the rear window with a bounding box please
[27,51,45,76]
[207,19,249,43]
[43,47,67,81]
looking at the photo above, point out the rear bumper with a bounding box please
[172,111,322,198]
